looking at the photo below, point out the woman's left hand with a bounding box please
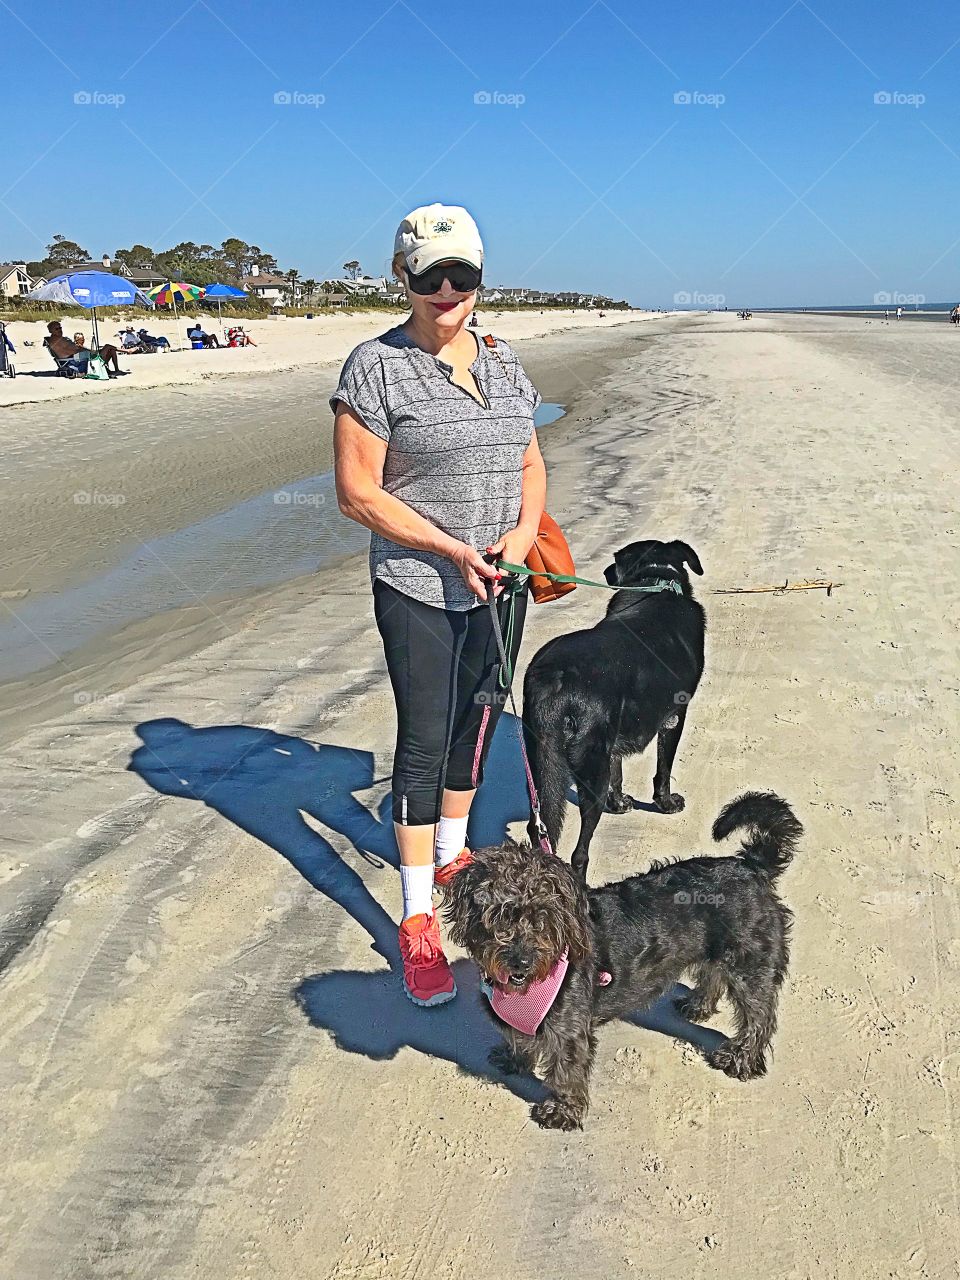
[486,525,538,575]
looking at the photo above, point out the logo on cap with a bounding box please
[432,219,453,233]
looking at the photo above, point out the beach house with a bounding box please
[240,264,292,303]
[0,263,41,298]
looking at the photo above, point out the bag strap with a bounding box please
[481,333,522,392]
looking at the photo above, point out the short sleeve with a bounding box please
[329,344,391,442]
[496,339,542,413]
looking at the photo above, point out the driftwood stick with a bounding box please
[710,579,841,597]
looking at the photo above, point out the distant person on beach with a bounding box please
[896,306,903,320]
[119,326,144,351]
[137,327,170,350]
[45,321,121,376]
[226,326,257,346]
[187,322,220,349]
[331,203,545,1008]
[951,305,960,326]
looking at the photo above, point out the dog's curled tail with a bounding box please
[712,791,802,880]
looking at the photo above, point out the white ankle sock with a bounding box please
[435,815,470,868]
[400,864,435,920]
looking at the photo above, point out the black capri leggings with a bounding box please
[373,578,529,826]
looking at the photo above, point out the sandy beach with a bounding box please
[0,306,641,408]
[2,311,958,1279]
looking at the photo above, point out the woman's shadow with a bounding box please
[128,716,402,963]
[128,715,723,1101]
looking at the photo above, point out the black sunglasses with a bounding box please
[405,260,482,296]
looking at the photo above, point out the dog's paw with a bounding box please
[606,791,637,815]
[488,1044,527,1076]
[531,1097,584,1132]
[653,791,685,814]
[707,1042,767,1081]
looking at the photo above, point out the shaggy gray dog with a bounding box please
[443,792,802,1131]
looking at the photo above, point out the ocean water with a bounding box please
[0,401,566,683]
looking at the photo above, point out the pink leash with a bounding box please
[481,570,610,1038]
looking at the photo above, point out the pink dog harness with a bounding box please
[480,950,570,1037]
[477,570,611,1036]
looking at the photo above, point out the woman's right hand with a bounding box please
[450,543,504,601]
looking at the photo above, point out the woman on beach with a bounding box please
[331,203,546,1007]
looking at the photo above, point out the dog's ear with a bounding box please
[668,540,703,575]
[441,859,485,946]
[542,859,592,966]
[605,541,648,585]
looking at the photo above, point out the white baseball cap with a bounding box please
[394,203,484,275]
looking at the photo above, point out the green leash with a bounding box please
[493,561,683,688]
[495,560,684,596]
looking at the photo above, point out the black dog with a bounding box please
[444,792,801,1131]
[523,539,706,880]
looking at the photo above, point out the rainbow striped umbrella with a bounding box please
[147,282,205,350]
[147,281,205,305]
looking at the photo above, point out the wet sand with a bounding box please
[1,312,958,1279]
[0,316,665,743]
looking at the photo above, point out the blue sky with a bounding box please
[2,1,959,307]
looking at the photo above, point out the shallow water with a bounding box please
[0,402,565,682]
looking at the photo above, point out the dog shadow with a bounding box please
[625,984,729,1056]
[296,963,726,1097]
[295,960,548,1104]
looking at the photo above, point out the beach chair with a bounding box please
[43,339,82,378]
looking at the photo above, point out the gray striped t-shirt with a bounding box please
[330,325,542,611]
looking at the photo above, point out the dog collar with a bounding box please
[633,577,683,594]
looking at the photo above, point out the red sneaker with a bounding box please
[398,912,457,1007]
[433,847,473,890]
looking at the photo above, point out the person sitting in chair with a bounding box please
[226,326,257,347]
[119,326,145,352]
[187,322,220,349]
[46,322,121,376]
[137,327,170,350]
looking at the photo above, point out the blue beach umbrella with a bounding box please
[29,271,153,351]
[202,282,249,329]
